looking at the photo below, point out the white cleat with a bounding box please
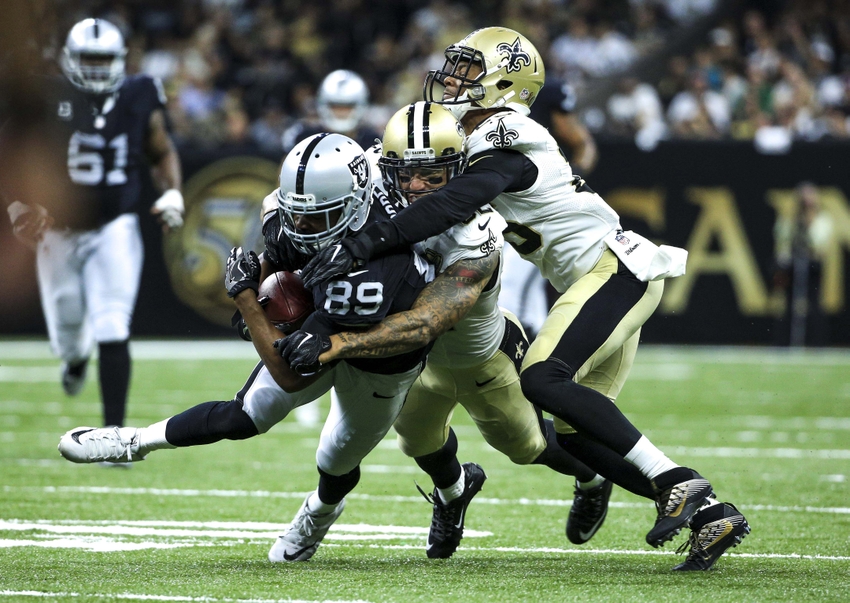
[58,426,145,464]
[268,493,345,562]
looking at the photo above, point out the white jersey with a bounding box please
[366,143,508,369]
[466,111,620,293]
[415,206,507,368]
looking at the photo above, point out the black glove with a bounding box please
[263,211,311,272]
[274,330,332,376]
[225,246,260,298]
[231,310,252,341]
[301,242,356,289]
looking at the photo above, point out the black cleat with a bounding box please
[566,479,613,545]
[418,462,487,559]
[646,467,713,548]
[673,502,750,571]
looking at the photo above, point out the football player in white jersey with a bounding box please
[282,102,659,559]
[2,19,183,435]
[299,28,750,571]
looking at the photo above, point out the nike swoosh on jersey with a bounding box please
[282,544,314,561]
[477,217,491,231]
[347,269,369,277]
[467,155,494,168]
[475,376,496,387]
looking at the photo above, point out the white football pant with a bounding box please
[36,213,143,363]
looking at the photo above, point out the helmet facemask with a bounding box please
[423,46,486,121]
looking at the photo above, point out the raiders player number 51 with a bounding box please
[3,18,184,431]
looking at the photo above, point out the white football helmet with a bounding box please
[61,18,127,94]
[277,133,371,255]
[379,101,466,208]
[423,27,545,121]
[317,70,369,132]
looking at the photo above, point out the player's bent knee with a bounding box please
[520,359,574,414]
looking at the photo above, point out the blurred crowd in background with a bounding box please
[12,0,850,151]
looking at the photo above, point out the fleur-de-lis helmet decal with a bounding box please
[423,27,545,121]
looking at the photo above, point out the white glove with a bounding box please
[7,200,53,250]
[151,188,184,229]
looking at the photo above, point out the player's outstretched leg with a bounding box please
[673,501,750,571]
[418,462,487,559]
[566,478,613,545]
[58,426,145,463]
[647,467,714,547]
[268,492,346,562]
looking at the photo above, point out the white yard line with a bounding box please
[5,486,850,514]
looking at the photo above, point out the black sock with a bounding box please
[521,360,643,457]
[413,428,462,489]
[531,419,597,482]
[98,340,130,427]
[164,400,259,447]
[557,432,655,499]
[318,466,360,505]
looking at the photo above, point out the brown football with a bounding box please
[257,271,315,334]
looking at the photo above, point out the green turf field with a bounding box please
[1,341,848,603]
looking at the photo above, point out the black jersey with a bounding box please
[48,74,166,228]
[298,192,433,375]
[529,78,577,130]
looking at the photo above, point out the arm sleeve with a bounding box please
[351,150,531,259]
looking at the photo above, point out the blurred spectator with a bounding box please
[607,77,668,149]
[250,97,288,153]
[772,182,834,346]
[667,69,730,138]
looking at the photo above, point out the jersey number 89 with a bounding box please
[324,281,383,316]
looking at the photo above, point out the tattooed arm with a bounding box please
[318,251,500,363]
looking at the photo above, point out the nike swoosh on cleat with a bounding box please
[282,545,314,561]
[70,429,95,445]
[454,506,466,529]
[475,376,496,387]
[477,218,491,231]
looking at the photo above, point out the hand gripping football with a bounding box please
[257,271,315,334]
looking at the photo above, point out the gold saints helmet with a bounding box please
[424,27,545,121]
[379,101,467,207]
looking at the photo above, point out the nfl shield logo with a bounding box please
[58,101,72,120]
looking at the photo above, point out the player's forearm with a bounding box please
[234,290,317,392]
[320,254,497,363]
[150,144,182,193]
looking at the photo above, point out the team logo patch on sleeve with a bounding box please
[497,38,531,73]
[485,119,519,149]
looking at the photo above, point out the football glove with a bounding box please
[151,189,184,230]
[262,211,312,272]
[274,331,332,376]
[7,200,52,250]
[301,242,360,289]
[225,246,261,298]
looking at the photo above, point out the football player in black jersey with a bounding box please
[2,19,183,435]
[300,27,749,571]
[58,133,434,563]
[281,69,381,154]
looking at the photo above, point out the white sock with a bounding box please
[577,474,606,490]
[307,491,339,514]
[624,436,678,480]
[136,419,176,454]
[437,467,466,504]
